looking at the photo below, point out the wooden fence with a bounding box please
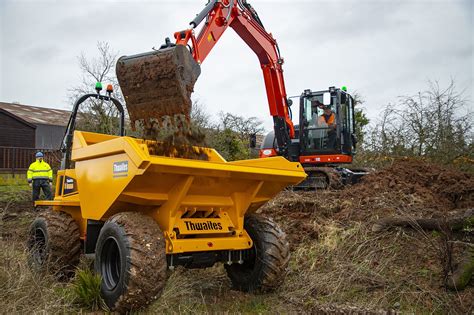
[0,147,61,173]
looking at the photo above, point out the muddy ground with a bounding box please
[260,158,474,246]
[1,158,473,313]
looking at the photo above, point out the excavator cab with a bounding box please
[298,87,356,163]
[260,86,356,164]
[260,86,364,189]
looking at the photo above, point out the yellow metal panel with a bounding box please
[75,152,140,220]
[166,233,252,253]
[36,200,80,207]
[151,176,194,233]
[181,195,234,207]
[72,133,150,170]
[146,155,304,182]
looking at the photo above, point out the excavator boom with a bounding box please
[116,0,294,154]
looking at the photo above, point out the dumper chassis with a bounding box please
[27,91,306,311]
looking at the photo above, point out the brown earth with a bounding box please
[257,158,473,313]
[116,45,208,159]
[260,158,474,247]
[116,45,200,125]
[143,114,209,161]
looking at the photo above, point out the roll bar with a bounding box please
[60,93,125,170]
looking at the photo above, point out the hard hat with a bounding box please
[35,151,44,158]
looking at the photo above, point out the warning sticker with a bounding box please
[113,161,128,178]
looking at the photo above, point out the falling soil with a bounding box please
[117,45,207,159]
[138,115,209,160]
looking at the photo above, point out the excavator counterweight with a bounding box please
[116,45,201,125]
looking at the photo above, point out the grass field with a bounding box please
[1,162,472,314]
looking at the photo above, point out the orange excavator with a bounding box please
[116,0,366,189]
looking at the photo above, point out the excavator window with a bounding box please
[340,92,355,153]
[301,96,338,153]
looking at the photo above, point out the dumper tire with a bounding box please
[94,212,167,312]
[27,209,81,280]
[225,214,290,292]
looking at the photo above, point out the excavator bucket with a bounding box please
[116,45,201,125]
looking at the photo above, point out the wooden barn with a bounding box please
[0,102,70,172]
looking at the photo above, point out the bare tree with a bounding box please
[190,99,212,129]
[201,112,265,161]
[69,42,123,134]
[366,80,473,163]
[217,112,264,143]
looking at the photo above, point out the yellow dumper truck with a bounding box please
[28,91,306,311]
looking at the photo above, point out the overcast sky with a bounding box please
[0,0,472,131]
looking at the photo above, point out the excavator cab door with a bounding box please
[340,92,356,154]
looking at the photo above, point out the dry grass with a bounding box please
[0,239,75,313]
[0,185,472,314]
[281,220,469,313]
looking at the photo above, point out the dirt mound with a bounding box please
[337,158,474,221]
[259,159,474,246]
[257,160,473,313]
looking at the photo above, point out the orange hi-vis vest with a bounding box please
[320,112,335,125]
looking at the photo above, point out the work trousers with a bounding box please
[327,130,337,149]
[32,179,52,201]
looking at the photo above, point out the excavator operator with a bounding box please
[317,103,336,149]
[319,106,335,128]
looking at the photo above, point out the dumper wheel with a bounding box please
[27,210,81,280]
[225,214,290,292]
[94,212,167,312]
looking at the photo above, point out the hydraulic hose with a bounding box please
[190,0,218,28]
[225,0,234,24]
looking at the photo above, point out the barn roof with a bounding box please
[0,102,70,126]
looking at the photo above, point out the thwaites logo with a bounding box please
[184,220,223,231]
[113,161,128,177]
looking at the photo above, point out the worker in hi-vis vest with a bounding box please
[27,152,53,201]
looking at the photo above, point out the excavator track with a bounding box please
[116,45,201,127]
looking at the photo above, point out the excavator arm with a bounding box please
[174,0,294,155]
[116,0,294,156]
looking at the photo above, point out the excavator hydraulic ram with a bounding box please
[116,45,201,125]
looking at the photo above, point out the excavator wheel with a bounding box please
[27,209,81,280]
[225,214,290,292]
[116,45,201,126]
[94,212,167,312]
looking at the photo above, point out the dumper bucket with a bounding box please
[116,45,201,125]
[68,131,306,253]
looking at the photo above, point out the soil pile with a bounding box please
[259,158,474,246]
[337,158,474,220]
